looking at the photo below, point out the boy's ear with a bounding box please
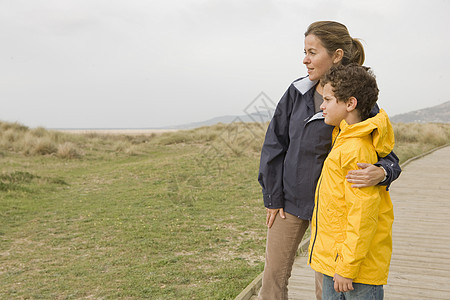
[346,97,357,112]
[333,49,344,64]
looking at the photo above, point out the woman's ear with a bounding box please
[333,49,344,64]
[346,97,357,112]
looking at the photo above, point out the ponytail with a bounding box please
[351,38,365,66]
[305,21,365,66]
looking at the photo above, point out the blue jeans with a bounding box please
[322,274,384,300]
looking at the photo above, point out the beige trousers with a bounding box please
[258,212,310,300]
[315,271,323,300]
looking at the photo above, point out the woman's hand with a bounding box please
[333,273,354,292]
[346,163,385,188]
[266,208,285,228]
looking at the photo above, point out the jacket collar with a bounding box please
[293,76,318,95]
[307,111,324,123]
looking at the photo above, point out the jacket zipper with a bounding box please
[309,176,322,264]
[309,129,341,264]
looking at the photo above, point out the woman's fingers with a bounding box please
[265,208,285,228]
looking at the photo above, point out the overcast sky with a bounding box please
[1,0,448,129]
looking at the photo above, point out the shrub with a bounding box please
[394,123,450,146]
[0,121,28,132]
[114,141,132,152]
[31,127,48,138]
[393,123,417,143]
[57,142,82,159]
[392,122,450,162]
[158,131,191,145]
[112,141,141,155]
[124,145,140,155]
[32,137,58,155]
[421,124,448,145]
[3,128,21,143]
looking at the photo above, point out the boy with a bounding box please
[308,64,395,299]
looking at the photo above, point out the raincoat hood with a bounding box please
[335,109,395,158]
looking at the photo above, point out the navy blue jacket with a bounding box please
[258,77,401,220]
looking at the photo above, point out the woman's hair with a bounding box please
[305,21,365,66]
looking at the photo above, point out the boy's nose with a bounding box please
[319,101,325,111]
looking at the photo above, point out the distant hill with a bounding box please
[391,101,450,123]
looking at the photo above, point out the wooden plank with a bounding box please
[384,284,450,299]
[393,241,450,250]
[390,250,450,260]
[388,259,449,271]
[392,231,450,239]
[387,265,450,277]
[388,271,450,286]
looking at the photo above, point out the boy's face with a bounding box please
[320,83,348,126]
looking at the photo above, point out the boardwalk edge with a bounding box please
[400,143,450,168]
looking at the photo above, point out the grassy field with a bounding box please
[0,121,449,299]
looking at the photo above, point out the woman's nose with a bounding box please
[303,55,309,65]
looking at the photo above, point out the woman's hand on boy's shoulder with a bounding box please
[333,273,354,292]
[346,163,385,188]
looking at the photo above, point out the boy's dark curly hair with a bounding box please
[321,64,379,120]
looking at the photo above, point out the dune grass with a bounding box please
[0,120,449,299]
[392,122,450,162]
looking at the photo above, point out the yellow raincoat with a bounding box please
[308,109,395,285]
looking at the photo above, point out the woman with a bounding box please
[257,21,401,300]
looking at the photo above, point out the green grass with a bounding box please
[0,125,267,299]
[0,121,449,299]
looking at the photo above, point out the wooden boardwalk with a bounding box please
[246,146,450,299]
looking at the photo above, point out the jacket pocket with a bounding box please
[322,197,346,243]
[332,243,344,271]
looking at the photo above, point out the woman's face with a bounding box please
[303,34,336,82]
